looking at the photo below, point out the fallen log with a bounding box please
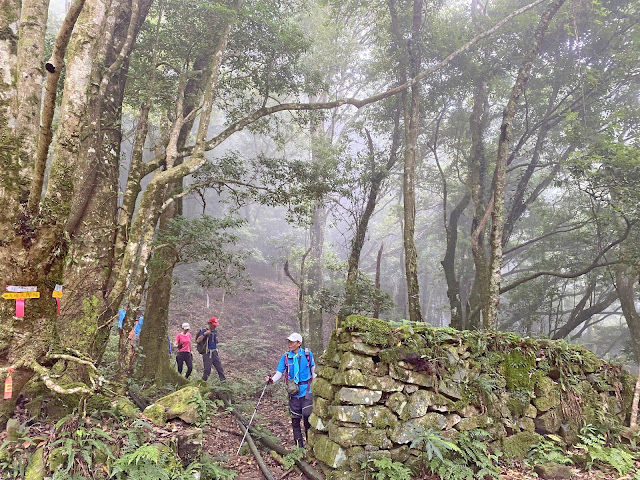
[230,407,324,480]
[235,416,276,480]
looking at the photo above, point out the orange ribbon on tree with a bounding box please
[4,367,15,400]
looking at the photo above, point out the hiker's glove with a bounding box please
[266,376,273,384]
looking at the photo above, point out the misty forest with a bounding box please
[1,0,640,478]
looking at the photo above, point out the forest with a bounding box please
[1,0,640,478]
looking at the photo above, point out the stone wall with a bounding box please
[308,316,633,479]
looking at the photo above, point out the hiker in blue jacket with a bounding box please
[196,317,226,381]
[265,332,316,448]
[116,304,128,333]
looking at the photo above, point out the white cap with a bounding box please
[181,323,190,330]
[287,332,303,343]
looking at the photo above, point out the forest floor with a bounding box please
[164,270,640,480]
[2,271,635,479]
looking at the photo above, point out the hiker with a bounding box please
[130,312,144,348]
[175,323,193,378]
[265,332,316,448]
[117,304,128,334]
[196,317,226,381]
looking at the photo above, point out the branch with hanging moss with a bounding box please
[31,362,93,395]
[46,354,98,373]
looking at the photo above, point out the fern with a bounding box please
[455,430,500,478]
[360,456,412,480]
[528,435,573,465]
[410,426,460,461]
[423,457,475,480]
[282,448,305,470]
[575,424,636,474]
[183,455,238,480]
[110,444,171,480]
[419,429,500,480]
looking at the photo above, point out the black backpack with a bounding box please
[196,329,208,354]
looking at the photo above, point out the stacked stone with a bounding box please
[307,317,632,480]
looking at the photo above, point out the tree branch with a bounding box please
[29,0,87,213]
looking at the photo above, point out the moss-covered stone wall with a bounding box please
[308,316,634,480]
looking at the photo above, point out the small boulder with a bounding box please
[144,386,205,426]
[533,463,574,479]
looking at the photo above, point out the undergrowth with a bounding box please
[0,403,237,480]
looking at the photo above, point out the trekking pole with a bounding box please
[236,381,268,455]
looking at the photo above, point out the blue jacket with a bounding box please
[277,349,314,398]
[134,316,143,335]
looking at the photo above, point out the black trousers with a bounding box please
[202,350,226,381]
[176,351,193,378]
[289,394,312,446]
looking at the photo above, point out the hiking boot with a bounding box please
[295,438,304,448]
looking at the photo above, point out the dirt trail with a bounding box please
[167,272,638,480]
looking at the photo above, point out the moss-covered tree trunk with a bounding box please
[137,51,208,384]
[138,203,180,385]
[486,0,567,329]
[304,202,326,354]
[467,76,490,330]
[0,0,69,428]
[56,0,152,383]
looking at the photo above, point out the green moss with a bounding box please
[312,434,348,468]
[86,393,111,413]
[501,431,542,459]
[311,377,336,400]
[501,350,537,391]
[144,403,167,426]
[343,315,393,347]
[113,397,139,419]
[321,331,341,367]
[25,447,45,480]
[316,365,337,382]
[378,346,402,365]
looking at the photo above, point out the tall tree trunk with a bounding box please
[137,201,183,385]
[43,0,113,220]
[29,0,87,213]
[137,52,209,384]
[338,111,400,325]
[402,0,423,323]
[373,243,384,319]
[615,268,640,363]
[441,191,471,329]
[0,0,86,426]
[486,0,567,329]
[0,0,28,221]
[468,77,490,329]
[57,0,152,382]
[304,202,326,354]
